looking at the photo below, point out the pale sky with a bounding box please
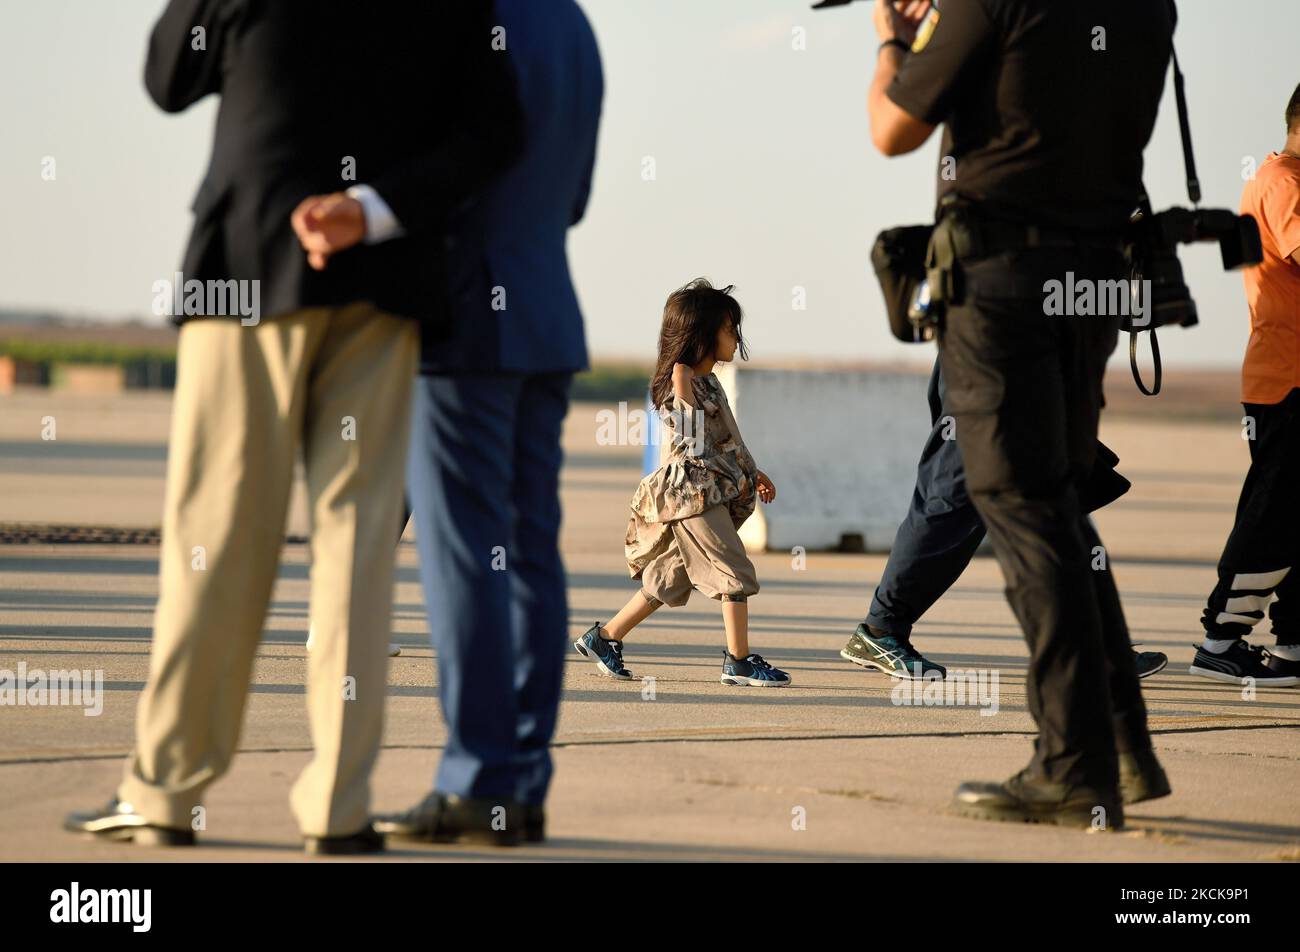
[2,0,1297,369]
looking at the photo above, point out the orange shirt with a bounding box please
[1241,152,1300,404]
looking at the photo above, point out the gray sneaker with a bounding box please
[841,624,946,680]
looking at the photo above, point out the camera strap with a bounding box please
[1129,324,1162,396]
[1169,5,1200,206]
[1131,0,1194,396]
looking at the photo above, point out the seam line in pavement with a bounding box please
[3,722,1296,767]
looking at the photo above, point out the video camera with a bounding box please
[1123,201,1262,333]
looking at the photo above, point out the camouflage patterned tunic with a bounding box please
[625,372,758,579]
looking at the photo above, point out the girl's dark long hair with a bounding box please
[649,278,748,408]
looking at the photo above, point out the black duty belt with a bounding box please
[939,209,1127,262]
[973,219,1127,255]
[926,206,1127,306]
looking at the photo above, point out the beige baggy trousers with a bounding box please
[640,505,760,607]
[117,304,417,837]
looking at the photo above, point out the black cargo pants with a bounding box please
[937,247,1153,791]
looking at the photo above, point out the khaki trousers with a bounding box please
[640,505,760,607]
[118,304,417,837]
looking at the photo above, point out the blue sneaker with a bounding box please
[721,651,791,687]
[573,624,634,681]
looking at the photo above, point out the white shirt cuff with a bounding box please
[345,184,405,245]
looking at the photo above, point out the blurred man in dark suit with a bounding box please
[374,0,602,847]
[65,0,523,854]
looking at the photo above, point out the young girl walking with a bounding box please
[574,278,792,686]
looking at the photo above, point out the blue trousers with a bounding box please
[406,372,572,806]
[869,358,1132,642]
[866,358,985,639]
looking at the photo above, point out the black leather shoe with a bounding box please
[1119,748,1171,804]
[304,824,385,856]
[63,799,195,846]
[524,804,545,844]
[952,771,1124,830]
[373,792,521,847]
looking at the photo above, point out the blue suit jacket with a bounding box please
[422,0,603,375]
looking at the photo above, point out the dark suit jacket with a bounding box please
[424,0,602,373]
[145,0,525,328]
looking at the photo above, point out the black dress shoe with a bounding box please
[304,824,385,856]
[1119,748,1172,804]
[373,792,521,846]
[952,771,1124,830]
[523,804,545,844]
[63,799,195,847]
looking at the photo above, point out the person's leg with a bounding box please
[1201,396,1299,642]
[406,371,521,803]
[636,539,694,611]
[867,357,987,639]
[1063,310,1154,761]
[672,506,761,609]
[670,505,787,684]
[508,373,572,808]
[1082,515,1151,756]
[602,591,660,640]
[643,516,755,659]
[290,304,417,837]
[722,600,750,658]
[118,314,314,827]
[1268,562,1300,659]
[574,537,683,681]
[940,292,1117,793]
[1192,392,1300,680]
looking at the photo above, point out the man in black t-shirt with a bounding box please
[877,0,1168,230]
[866,0,1173,829]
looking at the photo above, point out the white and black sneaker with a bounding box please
[1188,639,1300,687]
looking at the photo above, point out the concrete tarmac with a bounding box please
[0,391,1296,861]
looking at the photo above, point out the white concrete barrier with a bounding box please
[713,365,932,553]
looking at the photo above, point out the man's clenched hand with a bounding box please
[290,193,366,271]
